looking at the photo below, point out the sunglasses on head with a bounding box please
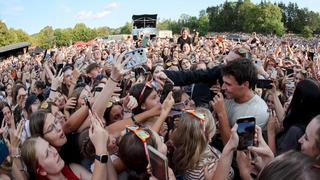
[125,125,151,162]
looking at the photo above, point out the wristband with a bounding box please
[50,88,57,92]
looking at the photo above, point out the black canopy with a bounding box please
[132,14,157,28]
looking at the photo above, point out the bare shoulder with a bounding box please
[69,163,92,180]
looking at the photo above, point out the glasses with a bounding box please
[43,118,61,135]
[166,60,178,67]
[125,125,151,162]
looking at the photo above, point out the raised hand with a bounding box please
[248,126,274,170]
[210,92,226,114]
[89,111,109,154]
[110,51,132,82]
[64,97,77,111]
[51,69,64,90]
[161,91,175,114]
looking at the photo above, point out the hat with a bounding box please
[86,63,100,74]
[25,95,39,111]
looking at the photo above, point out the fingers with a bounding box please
[231,123,238,133]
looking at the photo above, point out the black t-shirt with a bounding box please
[59,133,82,164]
[177,36,192,49]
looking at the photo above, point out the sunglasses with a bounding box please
[182,109,206,123]
[126,125,151,162]
[166,60,178,67]
[138,77,160,103]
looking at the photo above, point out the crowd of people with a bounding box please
[0,27,320,180]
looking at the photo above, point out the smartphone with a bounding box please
[41,49,48,62]
[56,63,64,73]
[286,68,294,76]
[270,69,277,79]
[123,48,148,70]
[256,79,273,89]
[141,36,149,48]
[236,117,256,150]
[307,52,315,61]
[160,80,174,103]
[147,145,169,180]
[84,96,92,112]
[168,102,185,117]
[107,54,113,64]
[0,137,9,165]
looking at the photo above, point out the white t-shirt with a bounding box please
[224,94,269,128]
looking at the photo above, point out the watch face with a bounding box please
[100,155,108,163]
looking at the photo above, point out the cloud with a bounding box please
[76,10,111,20]
[94,11,111,19]
[77,10,93,20]
[105,2,119,10]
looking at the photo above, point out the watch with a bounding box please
[95,154,108,163]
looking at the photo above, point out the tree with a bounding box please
[54,28,72,47]
[36,26,55,48]
[302,26,313,38]
[119,22,132,34]
[0,21,17,46]
[198,15,210,35]
[94,26,110,37]
[11,28,31,43]
[72,23,96,42]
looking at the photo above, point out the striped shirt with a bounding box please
[183,146,234,180]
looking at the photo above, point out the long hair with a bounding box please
[171,108,216,173]
[118,128,158,180]
[283,79,320,132]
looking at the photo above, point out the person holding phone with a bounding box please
[268,79,320,155]
[118,126,175,180]
[20,111,115,180]
[171,108,234,180]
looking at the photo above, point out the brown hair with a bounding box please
[258,150,320,180]
[29,110,50,137]
[21,137,38,173]
[118,128,157,179]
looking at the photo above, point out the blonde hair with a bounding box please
[171,107,216,173]
[21,137,39,173]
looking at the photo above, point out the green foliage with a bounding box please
[72,23,96,42]
[35,26,55,49]
[0,21,31,46]
[302,26,313,38]
[11,29,31,43]
[2,0,320,48]
[119,22,132,34]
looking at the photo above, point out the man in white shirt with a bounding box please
[211,58,268,145]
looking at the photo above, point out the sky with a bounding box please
[0,0,319,34]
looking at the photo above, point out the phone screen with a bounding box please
[141,36,149,48]
[237,117,256,150]
[148,145,169,180]
[256,79,273,89]
[160,80,174,103]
